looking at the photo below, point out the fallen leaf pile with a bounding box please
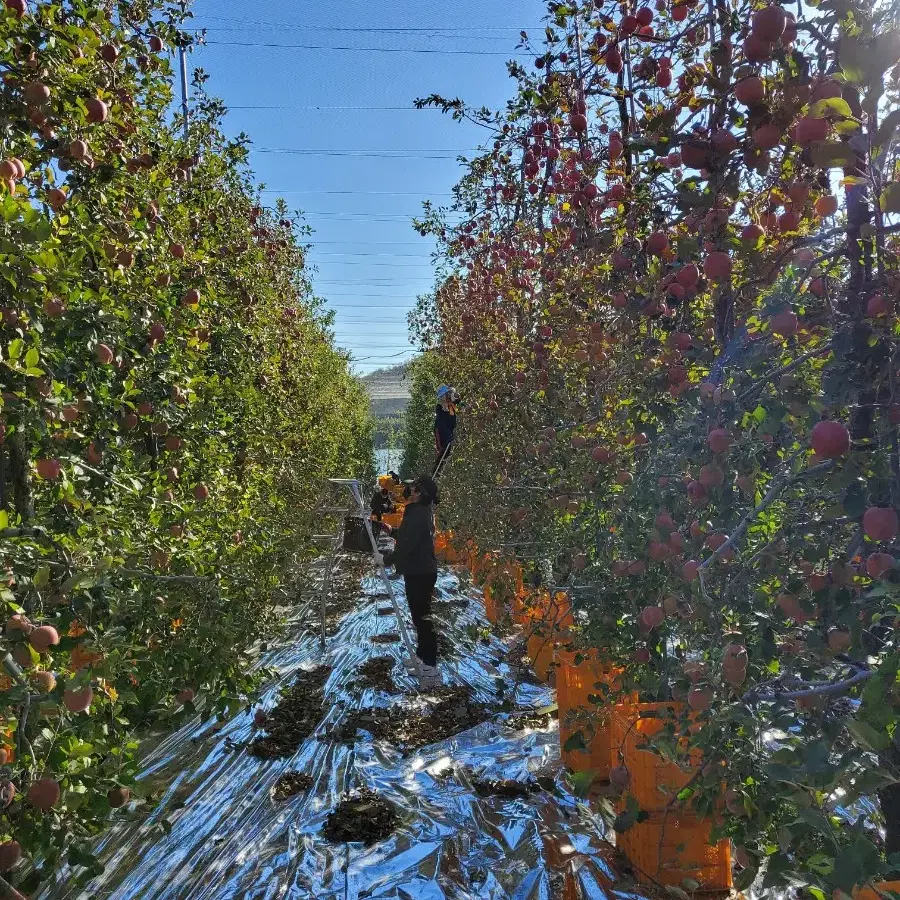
[249,666,331,759]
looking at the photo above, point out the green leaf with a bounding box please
[810,97,855,120]
[7,338,23,360]
[613,806,637,833]
[832,838,881,891]
[734,867,759,892]
[565,770,594,798]
[842,482,867,518]
[805,854,834,876]
[24,347,39,368]
[875,108,900,151]
[881,183,900,214]
[846,718,890,751]
[68,741,95,758]
[563,730,587,752]
[810,142,856,169]
[834,119,861,135]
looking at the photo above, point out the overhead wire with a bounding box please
[254,148,478,157]
[193,18,537,32]
[262,190,454,196]
[187,11,511,370]
[235,106,453,111]
[203,40,526,57]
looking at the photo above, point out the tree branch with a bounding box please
[698,456,835,570]
[743,664,873,703]
[736,343,834,405]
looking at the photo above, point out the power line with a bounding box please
[315,261,432,267]
[318,281,432,285]
[294,211,435,220]
[263,189,454,197]
[351,351,418,361]
[254,148,477,157]
[311,252,433,258]
[235,106,447,111]
[204,40,524,56]
[195,18,537,32]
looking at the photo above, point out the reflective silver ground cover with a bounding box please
[39,568,639,900]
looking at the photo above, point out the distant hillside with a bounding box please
[361,364,413,448]
[361,363,412,400]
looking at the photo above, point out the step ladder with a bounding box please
[314,479,415,656]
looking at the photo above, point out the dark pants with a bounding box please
[404,573,438,666]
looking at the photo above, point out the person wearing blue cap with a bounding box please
[433,386,460,477]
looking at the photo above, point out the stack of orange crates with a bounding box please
[525,591,574,682]
[609,702,731,891]
[375,475,405,530]
[556,649,629,779]
[481,559,523,624]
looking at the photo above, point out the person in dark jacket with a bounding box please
[383,474,441,689]
[370,486,394,521]
[433,386,459,477]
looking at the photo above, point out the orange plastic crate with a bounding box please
[511,588,529,624]
[381,510,404,530]
[556,650,626,778]
[616,812,731,891]
[527,591,574,630]
[483,586,499,624]
[527,632,558,682]
[610,703,702,813]
[858,882,900,900]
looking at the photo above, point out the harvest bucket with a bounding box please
[615,811,731,891]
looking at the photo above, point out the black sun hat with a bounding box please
[414,474,440,505]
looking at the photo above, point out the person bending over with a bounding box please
[370,485,394,522]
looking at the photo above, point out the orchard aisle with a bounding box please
[38,564,625,900]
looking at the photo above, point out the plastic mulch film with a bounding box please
[38,567,630,900]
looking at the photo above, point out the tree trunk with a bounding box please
[7,431,33,521]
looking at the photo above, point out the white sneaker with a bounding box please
[418,665,442,691]
[403,655,422,673]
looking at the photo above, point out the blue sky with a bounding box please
[184,0,547,374]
